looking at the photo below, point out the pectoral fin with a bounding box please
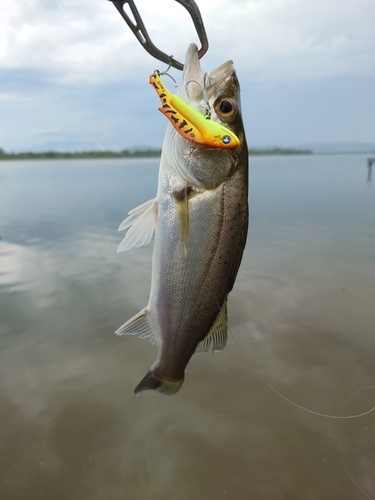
[115,308,158,346]
[174,188,190,254]
[196,298,228,353]
[117,199,158,252]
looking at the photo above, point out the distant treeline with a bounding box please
[0,147,312,160]
[248,148,312,155]
[0,148,162,160]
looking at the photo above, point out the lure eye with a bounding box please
[215,97,237,121]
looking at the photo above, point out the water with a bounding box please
[0,155,374,500]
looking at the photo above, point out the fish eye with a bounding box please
[215,97,237,121]
[219,100,233,113]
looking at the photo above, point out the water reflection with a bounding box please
[0,156,374,499]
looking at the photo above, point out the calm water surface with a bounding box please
[0,155,374,499]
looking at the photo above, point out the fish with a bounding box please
[116,43,249,395]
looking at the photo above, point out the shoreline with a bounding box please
[1,149,374,161]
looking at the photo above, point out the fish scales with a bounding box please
[116,43,248,395]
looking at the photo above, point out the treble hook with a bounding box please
[108,0,209,70]
[155,62,178,87]
[185,73,211,118]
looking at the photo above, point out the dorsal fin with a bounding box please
[117,198,158,252]
[115,308,158,346]
[196,298,228,353]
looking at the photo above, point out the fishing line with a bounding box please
[337,386,375,500]
[180,139,197,253]
[214,284,375,495]
[183,140,196,189]
[228,326,375,420]
[227,325,375,497]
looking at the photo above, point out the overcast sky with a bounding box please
[1,0,375,152]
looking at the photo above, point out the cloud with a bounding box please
[1,0,375,150]
[0,92,29,101]
[204,0,375,82]
[1,0,375,85]
[0,0,141,84]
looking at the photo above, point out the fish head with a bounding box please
[170,43,248,190]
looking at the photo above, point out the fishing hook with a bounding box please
[185,73,211,118]
[156,61,179,87]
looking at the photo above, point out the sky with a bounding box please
[1,0,375,152]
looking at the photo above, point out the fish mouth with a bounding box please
[179,44,234,105]
[178,43,204,101]
[171,44,239,149]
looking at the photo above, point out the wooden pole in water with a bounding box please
[367,158,375,182]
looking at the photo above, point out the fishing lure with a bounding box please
[150,72,240,149]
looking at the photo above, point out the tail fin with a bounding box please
[134,369,184,396]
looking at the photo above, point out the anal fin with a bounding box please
[196,298,228,353]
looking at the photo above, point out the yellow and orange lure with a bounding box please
[150,72,239,149]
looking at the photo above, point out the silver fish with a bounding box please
[116,43,248,395]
